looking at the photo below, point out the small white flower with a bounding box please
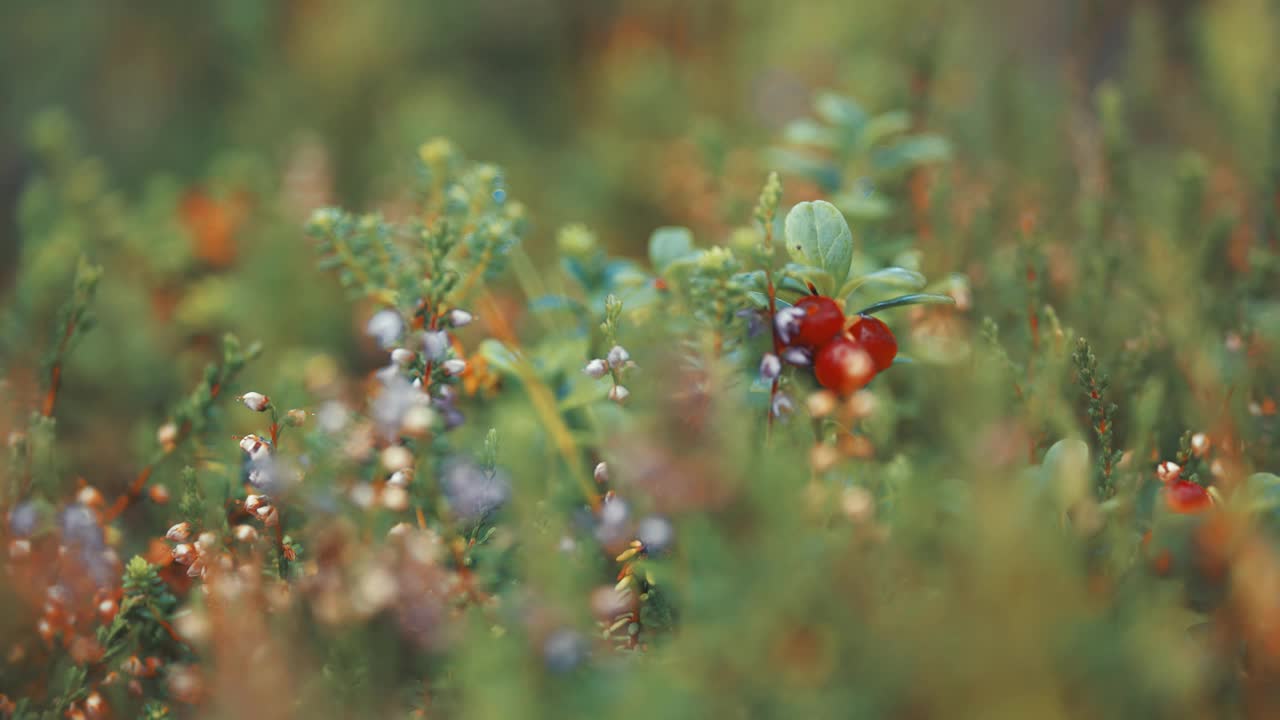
[366,309,404,349]
[759,353,782,382]
[391,348,415,366]
[387,470,411,488]
[165,522,192,543]
[1190,433,1210,458]
[233,525,258,542]
[607,345,630,369]
[781,347,812,366]
[157,423,179,450]
[584,358,608,379]
[593,462,609,485]
[448,309,474,327]
[608,385,630,404]
[442,358,467,376]
[239,434,270,462]
[771,393,794,418]
[423,330,450,360]
[1156,461,1181,484]
[401,405,436,436]
[243,494,269,514]
[775,307,804,344]
[238,392,270,412]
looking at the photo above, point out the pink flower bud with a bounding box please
[593,462,609,484]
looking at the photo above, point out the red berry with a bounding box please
[791,296,845,348]
[848,315,897,371]
[814,335,876,396]
[1166,480,1212,514]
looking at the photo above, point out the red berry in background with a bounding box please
[791,296,845,348]
[814,335,876,396]
[1166,480,1212,514]
[848,315,897,371]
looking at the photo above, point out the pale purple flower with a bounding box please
[366,309,404,349]
[441,457,510,521]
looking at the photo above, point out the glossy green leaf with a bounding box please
[783,200,853,288]
[856,293,955,315]
[840,267,927,298]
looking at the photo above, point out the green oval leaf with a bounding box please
[783,200,853,287]
[841,267,927,298]
[648,226,695,273]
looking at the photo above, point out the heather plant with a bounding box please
[4,7,1280,718]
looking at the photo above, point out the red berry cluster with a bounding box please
[781,295,898,396]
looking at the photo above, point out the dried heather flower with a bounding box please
[593,462,609,485]
[608,385,631,404]
[233,525,258,542]
[172,544,196,565]
[165,522,192,543]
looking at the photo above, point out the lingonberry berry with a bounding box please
[814,335,876,396]
[1166,480,1212,514]
[791,296,845,348]
[848,315,897,371]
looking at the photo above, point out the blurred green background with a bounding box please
[4,0,1280,513]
